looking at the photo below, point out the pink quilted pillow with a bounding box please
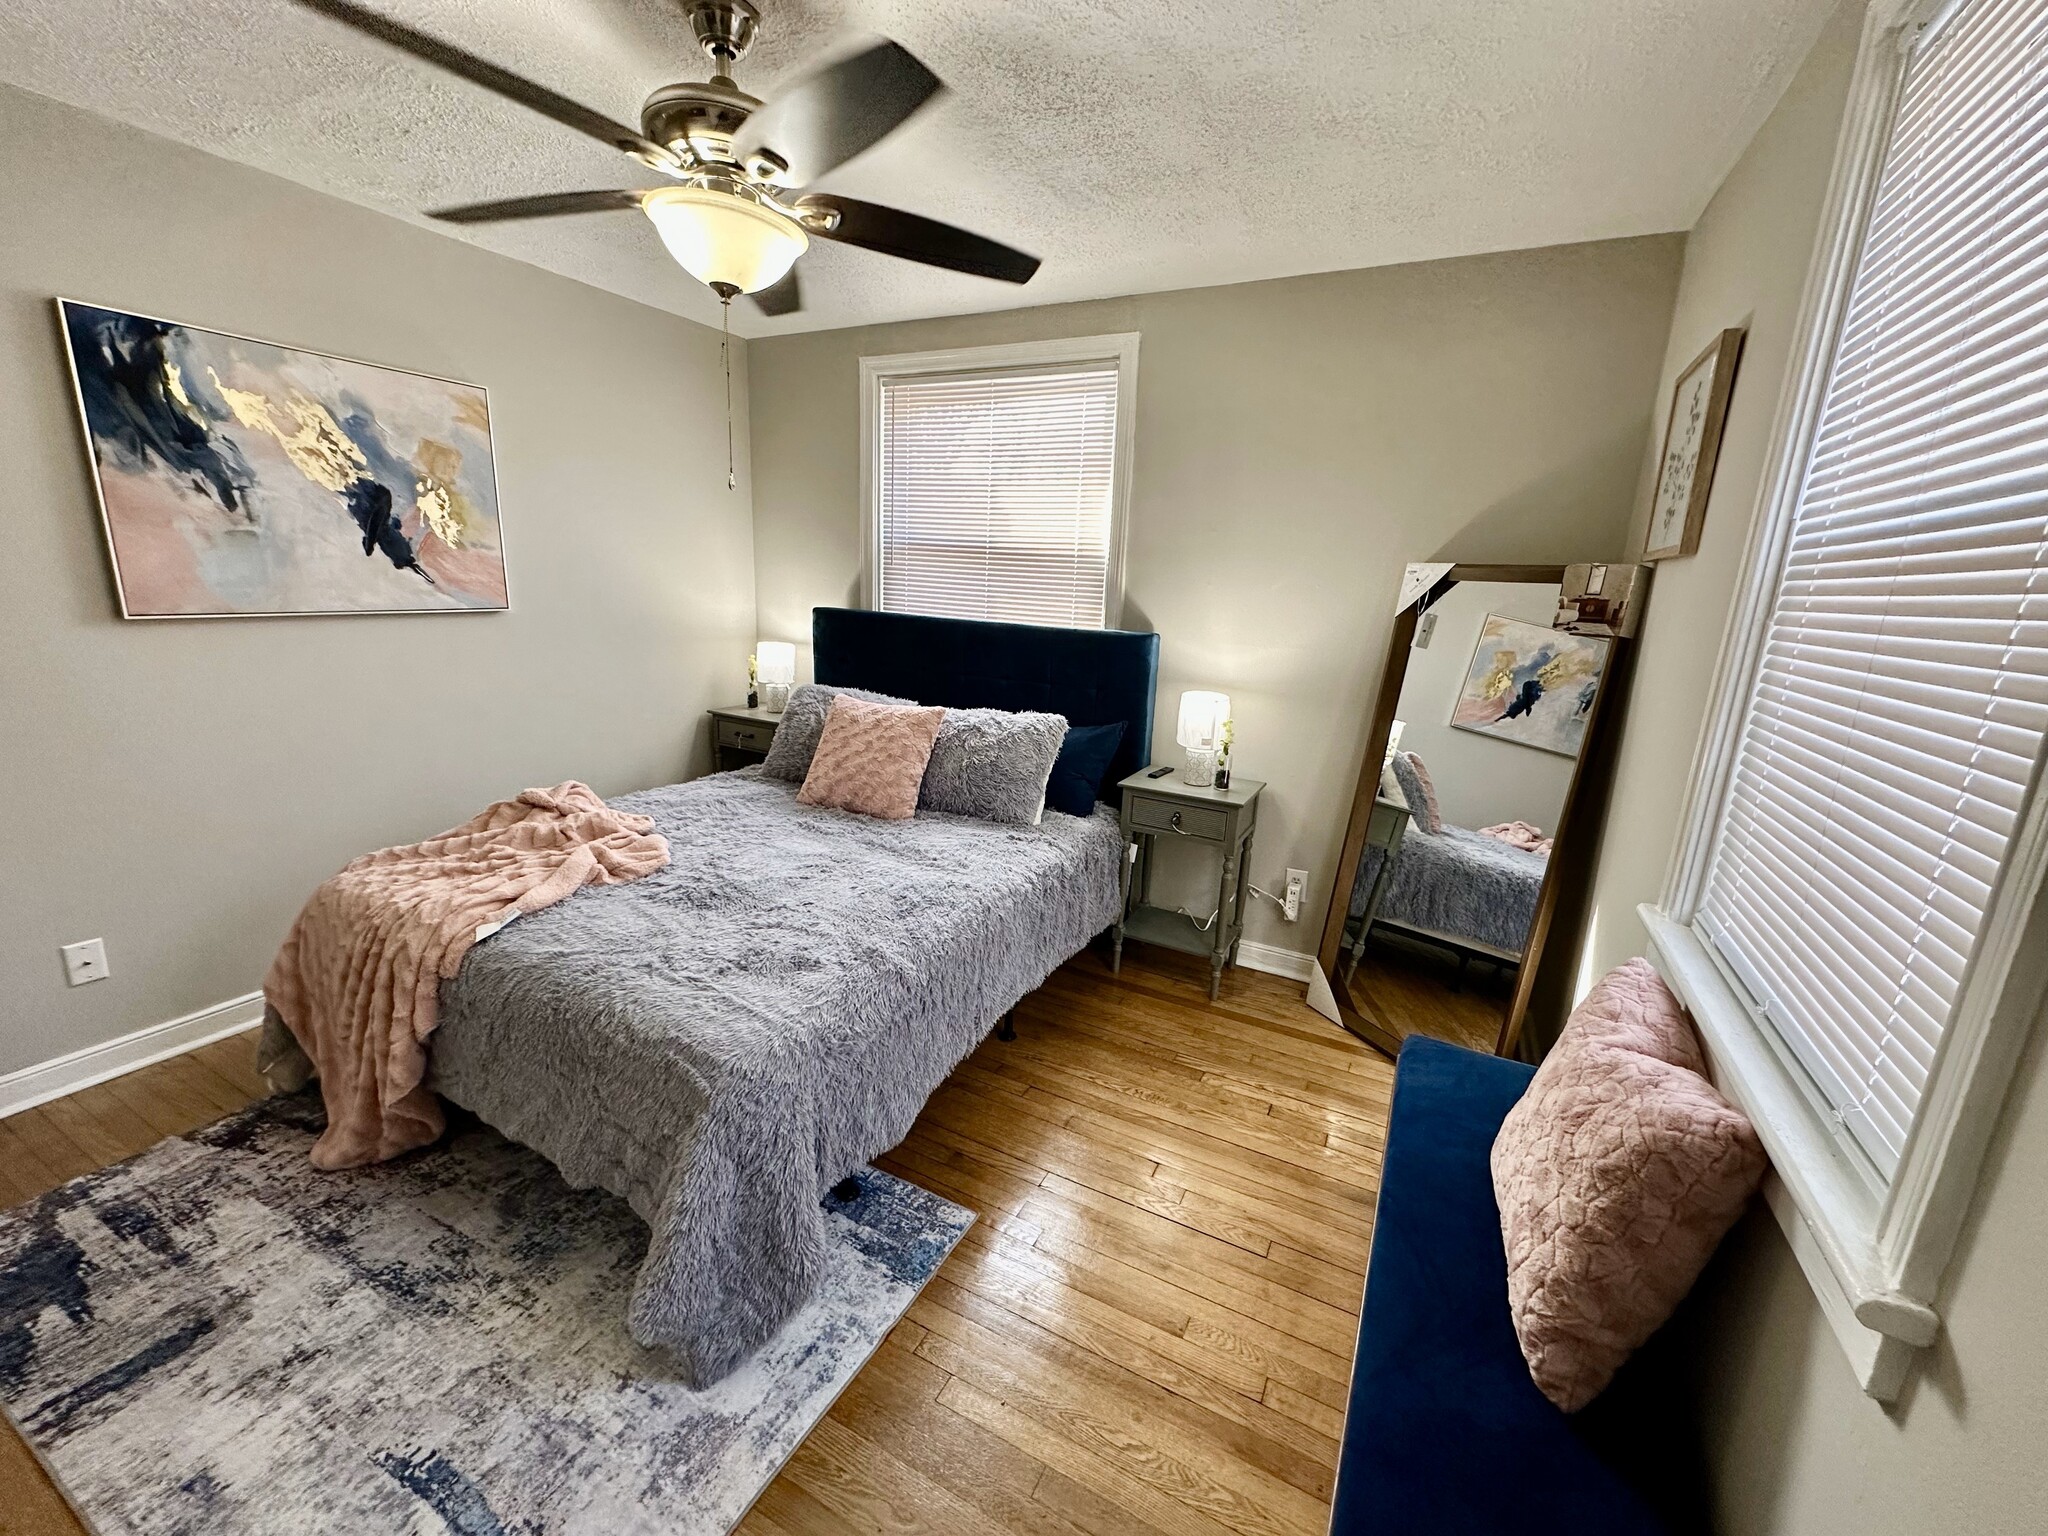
[1490,958,1765,1411]
[796,695,946,820]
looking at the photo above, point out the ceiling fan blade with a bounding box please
[289,0,682,173]
[800,195,1040,284]
[750,269,803,317]
[429,189,650,224]
[734,40,944,186]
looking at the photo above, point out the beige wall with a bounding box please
[0,84,755,1079]
[1577,2,2048,1529]
[749,237,1684,952]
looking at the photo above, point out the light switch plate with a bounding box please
[62,938,109,986]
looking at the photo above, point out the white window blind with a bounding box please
[877,363,1120,627]
[1698,0,2048,1178]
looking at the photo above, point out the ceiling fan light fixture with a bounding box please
[642,185,807,296]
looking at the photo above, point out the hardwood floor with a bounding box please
[1345,932,1514,1056]
[1,946,1393,1536]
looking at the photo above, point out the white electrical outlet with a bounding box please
[1283,869,1308,923]
[62,938,110,986]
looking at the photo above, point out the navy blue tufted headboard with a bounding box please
[811,607,1159,802]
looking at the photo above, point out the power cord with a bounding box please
[1181,885,1290,929]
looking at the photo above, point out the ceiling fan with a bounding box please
[289,0,1042,318]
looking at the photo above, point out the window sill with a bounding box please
[1639,904,1933,1400]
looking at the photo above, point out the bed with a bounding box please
[427,607,1159,1386]
[1346,821,1549,969]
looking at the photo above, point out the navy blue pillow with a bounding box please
[1045,722,1127,817]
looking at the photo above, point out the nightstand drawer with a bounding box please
[717,718,775,753]
[1128,797,1228,841]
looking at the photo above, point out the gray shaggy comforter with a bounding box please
[428,769,1122,1386]
[1350,824,1548,956]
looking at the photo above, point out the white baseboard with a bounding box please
[0,991,263,1120]
[1236,941,1318,983]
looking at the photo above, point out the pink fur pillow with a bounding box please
[1490,959,1766,1411]
[796,695,946,820]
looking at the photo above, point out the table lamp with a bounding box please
[757,641,796,713]
[1177,691,1231,786]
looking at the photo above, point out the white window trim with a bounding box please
[1646,0,2048,1401]
[858,334,1141,627]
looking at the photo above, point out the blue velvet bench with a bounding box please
[1328,1037,1670,1535]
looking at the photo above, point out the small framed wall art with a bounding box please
[1644,327,1745,562]
[58,298,509,618]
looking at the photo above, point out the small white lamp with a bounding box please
[1176,691,1231,787]
[757,641,797,713]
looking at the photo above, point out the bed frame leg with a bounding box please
[996,1009,1017,1042]
[832,1175,863,1202]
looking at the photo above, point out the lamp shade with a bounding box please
[642,187,807,295]
[756,640,797,686]
[1176,691,1231,752]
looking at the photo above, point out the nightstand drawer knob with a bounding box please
[1169,811,1186,834]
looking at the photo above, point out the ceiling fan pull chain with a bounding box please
[721,293,736,492]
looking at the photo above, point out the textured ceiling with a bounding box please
[0,0,1836,336]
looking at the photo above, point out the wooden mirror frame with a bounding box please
[1313,562,1640,1060]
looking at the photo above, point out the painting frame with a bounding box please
[1644,326,1745,562]
[56,297,511,620]
[1449,613,1611,759]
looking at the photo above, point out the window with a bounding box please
[860,336,1139,628]
[1647,0,2048,1400]
[1697,0,2048,1182]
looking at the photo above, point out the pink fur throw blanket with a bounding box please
[264,782,670,1170]
[1479,820,1553,855]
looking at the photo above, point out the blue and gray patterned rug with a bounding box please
[0,1092,971,1535]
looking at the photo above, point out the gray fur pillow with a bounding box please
[759,683,915,781]
[920,707,1069,826]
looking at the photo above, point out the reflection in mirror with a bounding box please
[1333,574,1613,1056]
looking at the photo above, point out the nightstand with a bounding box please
[1342,796,1411,983]
[1112,769,1264,1000]
[706,704,782,772]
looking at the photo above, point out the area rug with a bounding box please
[0,1092,972,1535]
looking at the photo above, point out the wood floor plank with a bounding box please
[1,948,1403,1536]
[193,1030,267,1099]
[994,1036,1352,1167]
[917,1298,1327,1536]
[6,1107,98,1188]
[1029,1465,1177,1536]
[0,1118,71,1205]
[822,1340,1096,1536]
[30,1084,152,1170]
[934,1245,1342,1490]
[1016,1196,1363,1360]
[781,1415,1021,1536]
[1258,1244,1367,1316]
[1260,1380,1348,1442]
[937,1374,1243,1536]
[745,1473,865,1535]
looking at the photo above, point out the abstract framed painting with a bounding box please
[1450,614,1610,758]
[57,299,508,618]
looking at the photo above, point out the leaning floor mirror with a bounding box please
[1312,562,1648,1060]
